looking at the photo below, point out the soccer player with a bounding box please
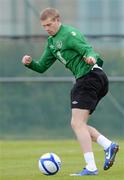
[22,8,119,176]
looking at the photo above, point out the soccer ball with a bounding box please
[38,153,61,175]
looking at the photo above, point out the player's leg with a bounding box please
[70,108,98,176]
[70,68,118,175]
[71,109,93,153]
[87,125,119,170]
[88,125,111,147]
[86,69,119,170]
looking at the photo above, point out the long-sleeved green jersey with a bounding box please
[26,24,103,79]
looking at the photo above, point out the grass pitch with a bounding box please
[0,140,123,180]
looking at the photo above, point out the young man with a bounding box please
[22,8,119,176]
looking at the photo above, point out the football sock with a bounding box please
[84,152,97,171]
[97,135,112,150]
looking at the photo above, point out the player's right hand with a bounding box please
[22,55,32,65]
[83,56,96,65]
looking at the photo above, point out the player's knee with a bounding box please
[71,117,84,130]
[71,117,75,129]
[71,109,89,130]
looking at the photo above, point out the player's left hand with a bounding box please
[83,56,96,64]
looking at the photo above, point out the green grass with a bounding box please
[0,140,123,180]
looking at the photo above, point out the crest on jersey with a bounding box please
[49,45,54,49]
[56,41,62,49]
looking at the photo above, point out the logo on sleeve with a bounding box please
[71,31,76,36]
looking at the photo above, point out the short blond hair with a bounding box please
[40,8,60,21]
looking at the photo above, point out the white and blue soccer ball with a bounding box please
[38,153,61,175]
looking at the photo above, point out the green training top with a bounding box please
[26,24,103,79]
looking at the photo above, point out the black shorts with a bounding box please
[71,68,109,114]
